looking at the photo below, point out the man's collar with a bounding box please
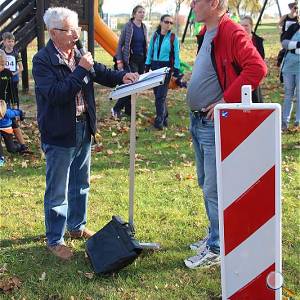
[53,41,74,62]
[47,39,81,66]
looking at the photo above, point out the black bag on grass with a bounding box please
[86,215,142,274]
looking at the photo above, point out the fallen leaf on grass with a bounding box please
[84,272,94,279]
[174,132,185,137]
[180,153,187,160]
[170,144,179,149]
[90,174,104,182]
[182,161,193,167]
[94,133,102,141]
[39,272,46,281]
[92,144,103,153]
[0,264,7,275]
[135,154,145,161]
[21,161,28,168]
[106,149,114,156]
[0,276,22,293]
[117,125,129,133]
[117,141,122,149]
[175,173,183,181]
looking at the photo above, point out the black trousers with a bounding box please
[151,61,171,128]
[113,54,145,115]
[252,87,263,103]
[0,131,21,156]
[12,80,20,108]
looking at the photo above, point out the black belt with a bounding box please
[76,113,87,122]
[191,110,208,118]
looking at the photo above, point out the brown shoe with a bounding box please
[48,244,73,260]
[68,228,95,239]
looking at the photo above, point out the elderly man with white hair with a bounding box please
[32,7,139,260]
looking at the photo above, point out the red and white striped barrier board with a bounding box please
[214,86,282,300]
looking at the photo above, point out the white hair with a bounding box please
[43,7,78,30]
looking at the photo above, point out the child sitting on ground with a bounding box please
[0,100,24,166]
[0,50,28,153]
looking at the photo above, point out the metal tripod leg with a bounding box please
[129,93,160,250]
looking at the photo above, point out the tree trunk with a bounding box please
[175,3,180,35]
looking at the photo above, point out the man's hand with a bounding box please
[122,72,139,84]
[204,98,225,120]
[78,52,94,71]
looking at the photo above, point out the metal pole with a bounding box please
[129,94,137,226]
[181,7,193,44]
[275,0,282,18]
[128,93,161,250]
[254,0,268,33]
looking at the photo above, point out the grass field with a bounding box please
[0,24,299,299]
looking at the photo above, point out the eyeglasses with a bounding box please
[163,20,174,25]
[53,27,81,34]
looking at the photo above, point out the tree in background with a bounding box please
[242,0,261,17]
[99,0,104,18]
[229,0,261,17]
[174,0,189,34]
[142,0,164,21]
[229,0,243,16]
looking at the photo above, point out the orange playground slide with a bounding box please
[94,0,118,57]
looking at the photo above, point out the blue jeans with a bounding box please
[42,121,91,246]
[190,113,219,254]
[282,72,300,125]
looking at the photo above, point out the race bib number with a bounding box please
[5,55,17,72]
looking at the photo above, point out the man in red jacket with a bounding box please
[184,0,267,269]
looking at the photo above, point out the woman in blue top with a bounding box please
[281,23,300,130]
[145,14,180,130]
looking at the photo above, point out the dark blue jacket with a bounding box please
[32,40,126,147]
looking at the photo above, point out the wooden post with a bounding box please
[21,48,29,93]
[88,0,95,57]
[36,0,45,50]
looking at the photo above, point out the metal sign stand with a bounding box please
[129,94,160,250]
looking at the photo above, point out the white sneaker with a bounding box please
[189,235,209,252]
[184,248,220,269]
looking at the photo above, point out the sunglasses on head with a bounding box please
[163,20,174,25]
